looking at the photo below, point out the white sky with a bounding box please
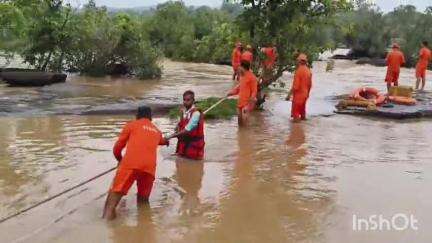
[67,0,430,12]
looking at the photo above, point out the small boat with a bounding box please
[1,71,67,87]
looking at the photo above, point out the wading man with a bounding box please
[286,53,312,122]
[227,61,258,126]
[260,43,277,85]
[241,44,254,65]
[385,43,405,93]
[415,41,431,90]
[232,42,243,81]
[166,90,205,160]
[103,106,168,220]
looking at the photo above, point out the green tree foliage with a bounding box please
[194,22,246,64]
[384,5,432,66]
[66,2,122,75]
[0,2,26,52]
[339,3,390,58]
[146,1,196,60]
[229,0,351,81]
[1,0,162,78]
[335,2,432,67]
[17,0,73,71]
[4,0,431,78]
[66,2,162,78]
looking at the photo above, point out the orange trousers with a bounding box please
[291,99,307,119]
[416,65,427,79]
[385,70,400,85]
[110,168,155,198]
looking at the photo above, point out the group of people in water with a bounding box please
[102,40,431,220]
[385,41,431,92]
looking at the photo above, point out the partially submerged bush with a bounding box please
[169,97,237,120]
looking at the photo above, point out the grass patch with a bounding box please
[169,97,238,119]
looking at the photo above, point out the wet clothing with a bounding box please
[185,110,200,132]
[113,118,166,176]
[291,100,307,119]
[176,107,205,160]
[232,47,242,72]
[385,50,405,84]
[229,70,258,109]
[416,47,431,79]
[262,47,276,70]
[241,51,253,64]
[111,169,154,198]
[385,70,400,85]
[291,64,312,119]
[111,118,166,196]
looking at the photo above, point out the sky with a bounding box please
[68,0,430,12]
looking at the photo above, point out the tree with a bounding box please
[228,0,351,82]
[341,4,390,58]
[385,5,432,66]
[15,0,73,71]
[146,1,195,60]
[0,2,27,64]
[65,1,162,78]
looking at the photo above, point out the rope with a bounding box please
[203,97,227,115]
[11,191,109,243]
[0,167,117,224]
[0,95,220,224]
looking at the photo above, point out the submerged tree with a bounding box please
[0,2,27,59]
[66,1,162,78]
[227,0,351,82]
[18,0,73,71]
[340,2,390,58]
[385,5,432,66]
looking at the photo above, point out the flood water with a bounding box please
[0,60,431,243]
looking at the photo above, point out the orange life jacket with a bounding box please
[176,108,205,160]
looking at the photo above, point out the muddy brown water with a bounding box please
[0,60,432,242]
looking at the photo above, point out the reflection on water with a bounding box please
[0,60,432,242]
[175,158,204,216]
[110,205,157,243]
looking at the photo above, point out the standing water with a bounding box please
[0,60,431,242]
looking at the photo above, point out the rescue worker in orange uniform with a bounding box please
[232,42,243,81]
[415,41,431,90]
[166,90,205,160]
[261,44,277,85]
[227,61,258,126]
[241,45,254,65]
[286,53,312,122]
[385,43,405,92]
[103,106,169,220]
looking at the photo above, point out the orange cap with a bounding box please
[297,53,308,62]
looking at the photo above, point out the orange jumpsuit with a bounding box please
[385,50,405,85]
[291,64,312,119]
[229,70,258,112]
[416,47,431,79]
[232,47,242,72]
[241,50,253,64]
[111,118,166,198]
[262,47,276,69]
